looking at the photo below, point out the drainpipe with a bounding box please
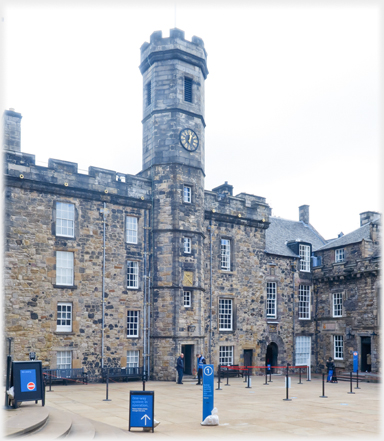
[209,218,213,364]
[101,202,106,368]
[291,258,296,366]
[143,209,147,374]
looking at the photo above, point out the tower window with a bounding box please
[183,185,191,203]
[146,81,151,107]
[184,77,192,103]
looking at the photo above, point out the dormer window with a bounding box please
[299,244,311,272]
[335,248,345,263]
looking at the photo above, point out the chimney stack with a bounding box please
[3,109,22,152]
[299,205,309,224]
[360,211,380,227]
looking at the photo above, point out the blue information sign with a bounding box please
[20,369,37,392]
[202,364,214,421]
[353,351,359,373]
[129,391,154,432]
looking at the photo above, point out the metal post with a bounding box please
[142,371,146,391]
[298,367,302,384]
[225,371,230,386]
[268,368,272,382]
[348,372,355,394]
[264,366,268,385]
[283,364,291,401]
[246,367,251,388]
[103,369,111,401]
[306,365,311,381]
[244,365,247,382]
[355,369,360,389]
[216,365,222,390]
[319,373,327,398]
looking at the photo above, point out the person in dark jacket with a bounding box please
[176,353,184,384]
[326,357,335,382]
[196,354,206,385]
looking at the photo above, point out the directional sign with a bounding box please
[129,391,154,432]
[202,364,214,422]
[353,351,359,373]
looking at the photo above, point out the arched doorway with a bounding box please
[266,342,278,374]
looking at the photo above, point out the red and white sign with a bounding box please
[27,382,35,390]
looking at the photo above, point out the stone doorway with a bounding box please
[266,342,278,373]
[244,349,252,368]
[181,344,194,375]
[360,337,371,372]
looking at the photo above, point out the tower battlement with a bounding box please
[139,28,208,79]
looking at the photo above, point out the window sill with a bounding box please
[126,287,139,290]
[219,270,235,275]
[219,330,234,333]
[127,336,139,339]
[54,331,75,335]
[53,285,77,289]
[55,235,75,239]
[267,320,278,323]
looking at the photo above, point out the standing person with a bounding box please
[326,357,334,382]
[196,354,206,385]
[176,353,184,384]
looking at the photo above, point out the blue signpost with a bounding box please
[202,364,214,422]
[11,361,45,408]
[353,351,359,373]
[129,391,154,432]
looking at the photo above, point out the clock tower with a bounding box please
[139,29,208,380]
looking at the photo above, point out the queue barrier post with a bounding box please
[246,367,251,388]
[268,365,272,382]
[283,364,291,401]
[298,367,302,384]
[264,366,268,385]
[355,370,360,389]
[319,373,327,398]
[225,369,230,386]
[348,372,355,394]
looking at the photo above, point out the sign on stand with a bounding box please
[202,364,214,421]
[129,391,154,432]
[11,361,45,408]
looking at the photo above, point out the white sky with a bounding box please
[1,0,382,240]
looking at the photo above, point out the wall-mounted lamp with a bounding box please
[188,325,196,332]
[346,330,355,339]
[370,331,377,338]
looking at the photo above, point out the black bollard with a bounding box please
[103,369,111,401]
[298,367,302,384]
[348,372,355,394]
[283,364,291,401]
[319,373,327,398]
[263,366,268,385]
[355,370,360,389]
[244,366,247,383]
[268,367,272,383]
[142,371,146,391]
[216,365,222,390]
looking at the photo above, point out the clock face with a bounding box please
[179,128,199,152]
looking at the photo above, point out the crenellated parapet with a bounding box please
[4,150,152,208]
[140,28,208,79]
[204,188,271,229]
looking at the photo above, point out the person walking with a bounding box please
[196,354,206,385]
[326,357,334,382]
[176,353,184,384]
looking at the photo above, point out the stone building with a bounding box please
[3,29,380,380]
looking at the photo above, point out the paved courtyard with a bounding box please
[41,374,382,439]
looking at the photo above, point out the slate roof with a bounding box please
[265,217,327,257]
[316,217,379,251]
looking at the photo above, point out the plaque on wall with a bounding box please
[183,271,193,286]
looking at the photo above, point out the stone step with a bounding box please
[64,413,96,439]
[92,420,131,438]
[26,407,72,439]
[4,403,49,437]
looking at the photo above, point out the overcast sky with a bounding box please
[1,0,382,240]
